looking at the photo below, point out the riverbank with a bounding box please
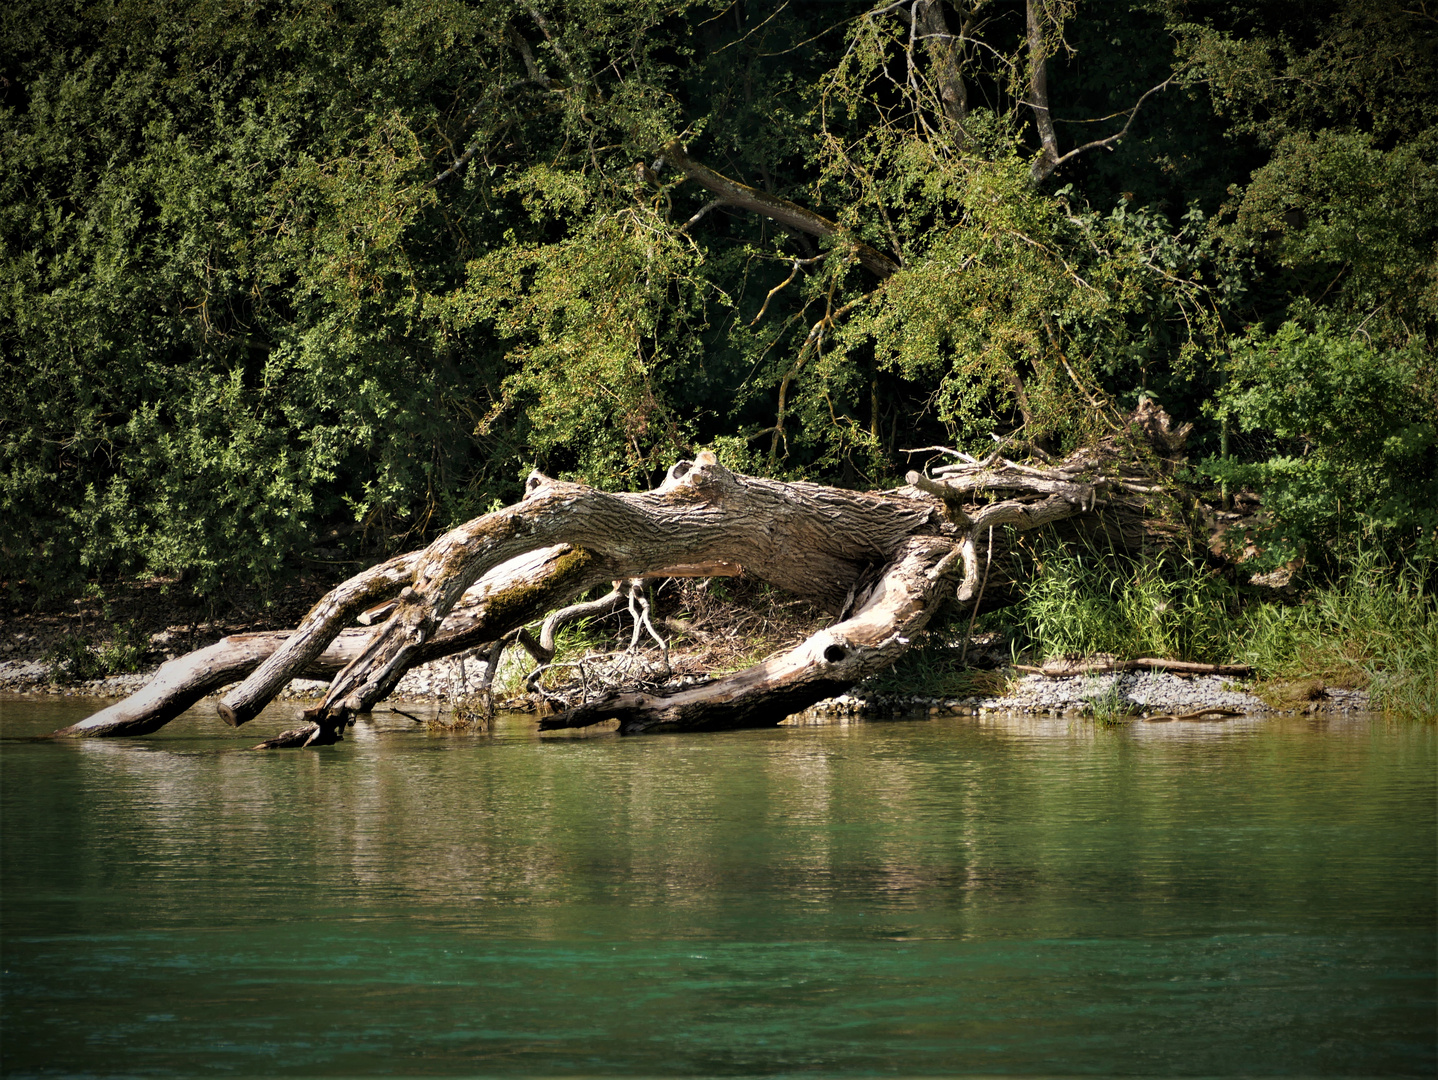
[0,648,1371,725]
[818,670,1370,720]
[0,572,1390,725]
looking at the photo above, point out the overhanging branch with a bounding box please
[659,143,900,279]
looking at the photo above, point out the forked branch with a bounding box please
[1026,0,1173,183]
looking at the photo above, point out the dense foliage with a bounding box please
[3,0,1434,595]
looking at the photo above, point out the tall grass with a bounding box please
[1011,543,1240,663]
[998,541,1435,720]
[1237,554,1437,721]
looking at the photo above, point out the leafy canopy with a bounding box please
[3,0,1434,594]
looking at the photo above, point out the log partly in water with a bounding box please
[57,423,1188,743]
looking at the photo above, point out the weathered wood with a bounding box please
[218,541,617,728]
[1013,658,1254,678]
[215,549,423,727]
[659,144,900,279]
[59,419,1207,744]
[540,536,959,733]
[51,631,366,738]
[53,545,613,738]
[916,466,1097,508]
[241,458,940,735]
[251,720,346,749]
[1145,707,1246,722]
[349,559,738,627]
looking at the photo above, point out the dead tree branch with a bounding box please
[659,143,900,278]
[1026,0,1173,183]
[57,404,1205,744]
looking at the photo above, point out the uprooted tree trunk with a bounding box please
[55,412,1198,744]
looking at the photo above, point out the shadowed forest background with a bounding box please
[3,0,1434,603]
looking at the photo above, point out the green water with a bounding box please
[1,697,1433,1077]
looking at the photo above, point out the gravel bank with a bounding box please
[2,648,1370,726]
[813,669,1370,720]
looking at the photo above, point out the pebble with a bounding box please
[808,670,1371,720]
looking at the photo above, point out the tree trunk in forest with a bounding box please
[55,417,1191,744]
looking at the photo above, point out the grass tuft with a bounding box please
[434,694,492,732]
[862,639,1013,698]
[1008,540,1240,664]
[1255,678,1328,710]
[1081,676,1141,725]
[1237,553,1437,720]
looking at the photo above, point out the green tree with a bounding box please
[1206,322,1438,563]
[1181,0,1438,562]
[5,0,1433,597]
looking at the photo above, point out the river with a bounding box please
[1,696,1433,1076]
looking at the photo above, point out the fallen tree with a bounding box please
[56,412,1199,744]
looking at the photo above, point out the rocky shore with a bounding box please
[1,646,1371,726]
[814,669,1371,720]
[3,563,1384,732]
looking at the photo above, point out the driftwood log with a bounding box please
[56,413,1196,744]
[53,547,615,738]
[1014,658,1253,678]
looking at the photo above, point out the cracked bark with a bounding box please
[57,419,1192,743]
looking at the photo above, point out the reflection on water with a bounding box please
[1,695,1434,1077]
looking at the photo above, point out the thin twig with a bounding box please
[749,259,803,326]
[680,199,727,233]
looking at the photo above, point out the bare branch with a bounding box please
[1026,0,1064,181]
[869,0,914,17]
[749,258,818,326]
[524,3,580,83]
[899,444,964,456]
[1033,78,1175,183]
[679,198,726,233]
[915,0,968,140]
[660,143,900,278]
[509,26,552,88]
[1026,0,1173,183]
